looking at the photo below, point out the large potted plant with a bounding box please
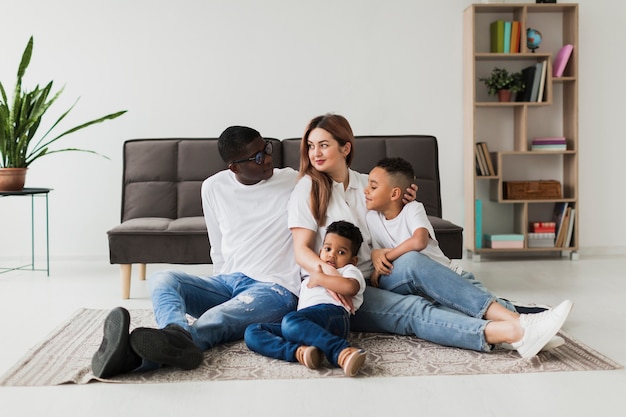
[479,67,524,102]
[0,36,126,191]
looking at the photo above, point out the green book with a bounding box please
[490,20,505,53]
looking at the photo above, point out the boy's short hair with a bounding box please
[218,126,262,164]
[325,220,363,256]
[375,157,415,192]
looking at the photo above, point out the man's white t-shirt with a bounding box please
[366,201,451,268]
[288,170,374,279]
[297,264,366,313]
[201,167,301,295]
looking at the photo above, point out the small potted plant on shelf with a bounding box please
[0,36,127,191]
[479,67,524,102]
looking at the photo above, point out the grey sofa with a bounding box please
[107,136,463,298]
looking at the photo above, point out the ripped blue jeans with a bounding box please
[149,271,298,351]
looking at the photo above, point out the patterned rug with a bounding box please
[0,308,621,386]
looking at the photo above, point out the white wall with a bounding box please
[1,0,624,263]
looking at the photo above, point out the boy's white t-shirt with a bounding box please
[297,264,366,313]
[288,170,374,278]
[366,201,452,268]
[201,167,302,295]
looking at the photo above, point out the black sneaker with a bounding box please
[129,324,203,370]
[91,307,142,378]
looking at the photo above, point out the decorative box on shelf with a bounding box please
[528,232,556,248]
[503,180,562,200]
[485,234,524,249]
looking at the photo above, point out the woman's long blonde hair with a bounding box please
[299,114,355,226]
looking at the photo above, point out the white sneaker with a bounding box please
[500,335,564,352]
[512,300,573,359]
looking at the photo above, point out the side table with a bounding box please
[0,188,52,276]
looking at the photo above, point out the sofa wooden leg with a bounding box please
[121,264,131,299]
[138,263,146,280]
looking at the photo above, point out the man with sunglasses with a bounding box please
[92,126,302,378]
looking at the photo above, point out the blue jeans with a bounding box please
[351,286,491,352]
[460,270,516,312]
[245,304,350,367]
[351,252,496,352]
[148,270,298,351]
[378,252,495,317]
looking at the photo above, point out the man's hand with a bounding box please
[403,183,418,204]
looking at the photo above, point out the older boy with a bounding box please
[364,157,569,356]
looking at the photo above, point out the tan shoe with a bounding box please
[295,345,322,369]
[337,347,366,377]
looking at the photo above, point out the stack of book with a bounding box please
[475,142,495,176]
[531,137,567,151]
[528,221,556,248]
[490,20,521,53]
[485,234,524,249]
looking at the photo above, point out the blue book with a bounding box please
[503,21,511,53]
[475,199,482,249]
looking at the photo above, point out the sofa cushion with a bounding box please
[108,216,210,264]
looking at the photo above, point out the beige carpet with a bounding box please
[0,308,621,386]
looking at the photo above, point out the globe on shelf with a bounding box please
[526,28,542,53]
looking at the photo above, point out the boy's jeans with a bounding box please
[245,304,350,367]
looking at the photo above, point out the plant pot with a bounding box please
[0,168,27,191]
[497,89,512,102]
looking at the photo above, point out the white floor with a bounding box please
[1,254,625,417]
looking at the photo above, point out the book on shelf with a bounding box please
[503,21,511,53]
[475,143,488,176]
[510,21,520,53]
[531,144,567,151]
[529,62,543,102]
[564,208,576,247]
[532,137,566,144]
[532,137,566,150]
[516,64,537,102]
[475,199,483,249]
[490,20,505,53]
[537,61,548,102]
[489,20,520,54]
[552,202,569,245]
[553,44,574,77]
[479,142,496,176]
[555,207,571,247]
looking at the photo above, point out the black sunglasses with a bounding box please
[231,141,273,165]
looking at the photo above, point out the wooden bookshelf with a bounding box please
[463,3,579,261]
